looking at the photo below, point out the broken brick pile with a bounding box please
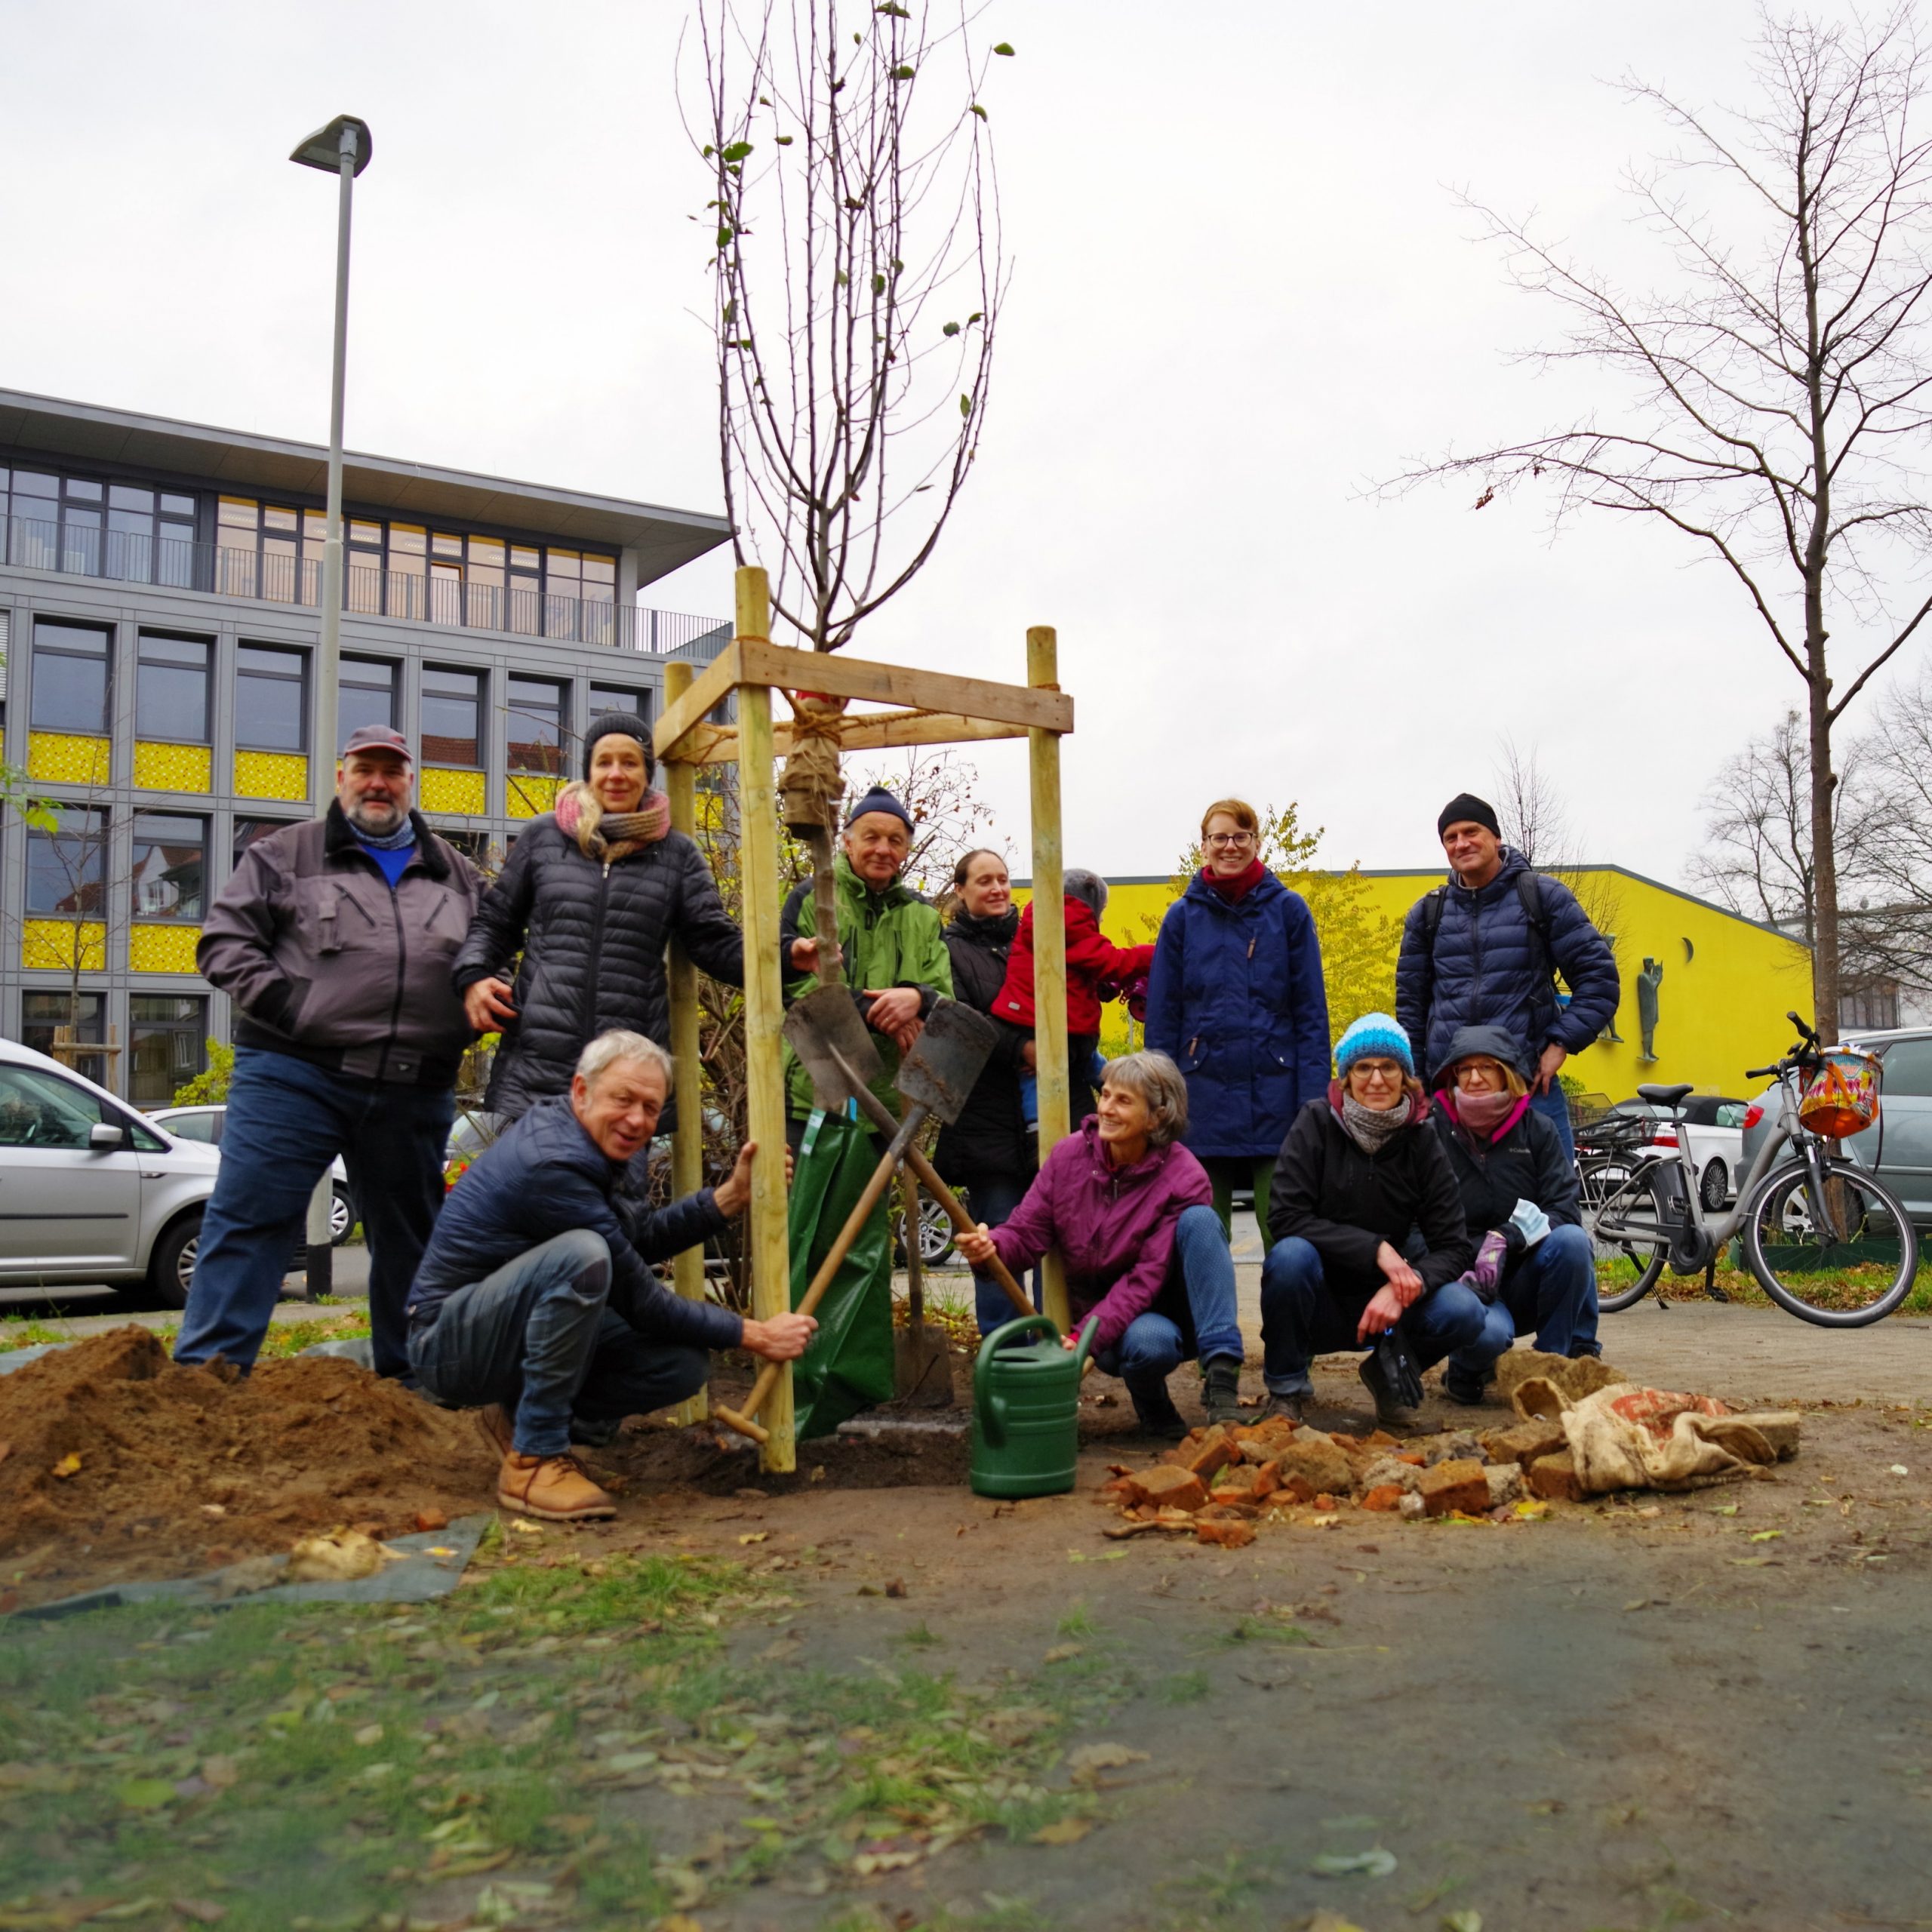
[1096,1409,1583,1549]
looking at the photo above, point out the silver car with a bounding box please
[0,1038,220,1306]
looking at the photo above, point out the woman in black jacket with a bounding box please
[454,712,814,1121]
[1260,1012,1479,1430]
[1427,1024,1600,1401]
[934,848,1039,1335]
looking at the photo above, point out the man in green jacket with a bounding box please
[780,787,953,1140]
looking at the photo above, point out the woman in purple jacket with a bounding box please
[954,1051,1244,1438]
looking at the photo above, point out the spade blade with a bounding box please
[894,998,998,1125]
[782,984,884,1112]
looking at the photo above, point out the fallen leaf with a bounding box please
[1748,1530,1784,1543]
[737,1532,769,1545]
[1442,1913,1484,1932]
[656,1916,704,1932]
[1306,1916,1371,1932]
[286,1529,384,1583]
[171,1903,227,1925]
[353,1723,384,1746]
[510,1518,543,1534]
[1710,1503,1740,1515]
[199,1756,239,1789]
[1890,1464,1910,1475]
[115,1778,177,1811]
[51,1452,82,1479]
[198,1503,226,1518]
[1309,1847,1397,1878]
[1730,1556,1777,1567]
[1041,1644,1084,1663]
[1621,1598,1651,1613]
[1066,1742,1148,1785]
[1029,1816,1095,1846]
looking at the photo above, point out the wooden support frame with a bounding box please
[654,565,1076,1473]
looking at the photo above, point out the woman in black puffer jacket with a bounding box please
[934,848,1038,1336]
[454,712,768,1122]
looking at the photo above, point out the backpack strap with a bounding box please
[1516,870,1557,991]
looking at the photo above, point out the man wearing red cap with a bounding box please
[175,724,482,1380]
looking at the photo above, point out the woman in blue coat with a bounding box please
[1146,798,1331,1234]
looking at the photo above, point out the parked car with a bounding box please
[1586,1094,1750,1210]
[146,1104,356,1243]
[1740,1026,1932,1229]
[0,1038,219,1306]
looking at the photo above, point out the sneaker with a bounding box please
[497,1451,617,1522]
[1201,1356,1244,1428]
[1442,1370,1491,1407]
[1358,1354,1418,1433]
[473,1403,515,1460]
[1127,1379,1189,1441]
[1260,1391,1306,1426]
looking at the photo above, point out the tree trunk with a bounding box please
[1808,666,1841,1036]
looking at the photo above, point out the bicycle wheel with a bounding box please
[1580,1156,1667,1312]
[1742,1155,1920,1326]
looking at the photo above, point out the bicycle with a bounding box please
[1581,1011,1920,1327]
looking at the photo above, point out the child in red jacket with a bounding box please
[994,870,1155,1128]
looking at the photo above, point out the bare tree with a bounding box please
[1687,709,1832,936]
[1840,661,1932,992]
[1386,8,1932,1031]
[1490,737,1625,961]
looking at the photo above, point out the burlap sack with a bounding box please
[1510,1377,1798,1494]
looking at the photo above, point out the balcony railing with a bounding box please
[2,514,724,655]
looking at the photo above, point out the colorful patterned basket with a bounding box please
[1798,1050,1882,1139]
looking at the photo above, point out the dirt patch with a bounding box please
[0,1326,494,1607]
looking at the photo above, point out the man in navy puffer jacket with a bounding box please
[1395,794,1619,1159]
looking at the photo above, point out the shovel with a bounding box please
[712,995,1000,1443]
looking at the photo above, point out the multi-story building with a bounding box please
[0,388,730,1106]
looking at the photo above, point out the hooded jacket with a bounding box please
[1145,869,1331,1159]
[780,855,953,1121]
[1394,848,1619,1079]
[934,908,1035,1184]
[992,897,1154,1035]
[451,811,744,1121]
[1428,1024,1581,1242]
[1266,1084,1474,1300]
[988,1118,1213,1352]
[199,804,480,1087]
[406,1094,739,1349]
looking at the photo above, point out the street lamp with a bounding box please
[290,113,372,1297]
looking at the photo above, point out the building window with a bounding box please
[339,657,398,751]
[507,677,565,774]
[422,667,482,765]
[31,619,112,735]
[233,817,298,869]
[130,813,207,921]
[26,807,108,915]
[131,995,208,1108]
[1842,983,1902,1032]
[20,992,106,1086]
[589,683,647,721]
[543,548,617,643]
[135,633,211,742]
[109,485,198,588]
[235,645,308,751]
[217,497,322,605]
[439,829,494,866]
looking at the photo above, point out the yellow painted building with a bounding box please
[1017,865,1813,1102]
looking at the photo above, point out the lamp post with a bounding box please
[290,113,372,1298]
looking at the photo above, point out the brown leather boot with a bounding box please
[497,1451,617,1521]
[473,1404,514,1460]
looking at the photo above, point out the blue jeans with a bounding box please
[1448,1223,1599,1385]
[408,1229,708,1457]
[1259,1236,1488,1397]
[173,1048,453,1379]
[1531,1082,1575,1161]
[961,1171,1042,1337]
[1092,1204,1244,1389]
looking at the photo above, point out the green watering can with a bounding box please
[970,1314,1097,1500]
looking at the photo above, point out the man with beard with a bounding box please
[175,724,481,1380]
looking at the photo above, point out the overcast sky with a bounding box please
[0,0,1906,885]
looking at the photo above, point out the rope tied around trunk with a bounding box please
[780,691,848,836]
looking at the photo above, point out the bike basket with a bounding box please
[1798,1051,1882,1139]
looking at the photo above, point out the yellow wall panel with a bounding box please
[234,749,309,801]
[1020,865,1814,1101]
[27,733,109,785]
[129,924,203,974]
[505,774,559,820]
[22,919,106,971]
[421,766,486,816]
[134,741,213,792]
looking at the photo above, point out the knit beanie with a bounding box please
[583,711,655,783]
[1437,792,1500,840]
[845,786,915,833]
[1334,1012,1416,1081]
[1064,869,1109,918]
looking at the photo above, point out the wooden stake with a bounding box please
[661,660,709,1426]
[1027,624,1072,1332]
[734,567,796,1473]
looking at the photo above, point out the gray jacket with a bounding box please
[198,803,481,1086]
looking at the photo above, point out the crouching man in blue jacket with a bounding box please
[407,1029,815,1522]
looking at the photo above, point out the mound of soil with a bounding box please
[0,1327,494,1608]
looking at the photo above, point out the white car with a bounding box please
[0,1038,220,1306]
[1593,1095,1751,1209]
[147,1104,355,1244]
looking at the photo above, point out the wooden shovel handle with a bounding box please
[900,1145,1034,1321]
[713,1128,912,1444]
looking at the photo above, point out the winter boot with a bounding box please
[1201,1355,1244,1428]
[497,1451,617,1522]
[1358,1352,1419,1434]
[1441,1367,1491,1407]
[1260,1390,1306,1426]
[1126,1376,1189,1442]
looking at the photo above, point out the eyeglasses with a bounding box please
[1204,832,1255,848]
[1350,1060,1403,1082]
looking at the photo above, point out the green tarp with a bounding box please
[786,1110,894,1441]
